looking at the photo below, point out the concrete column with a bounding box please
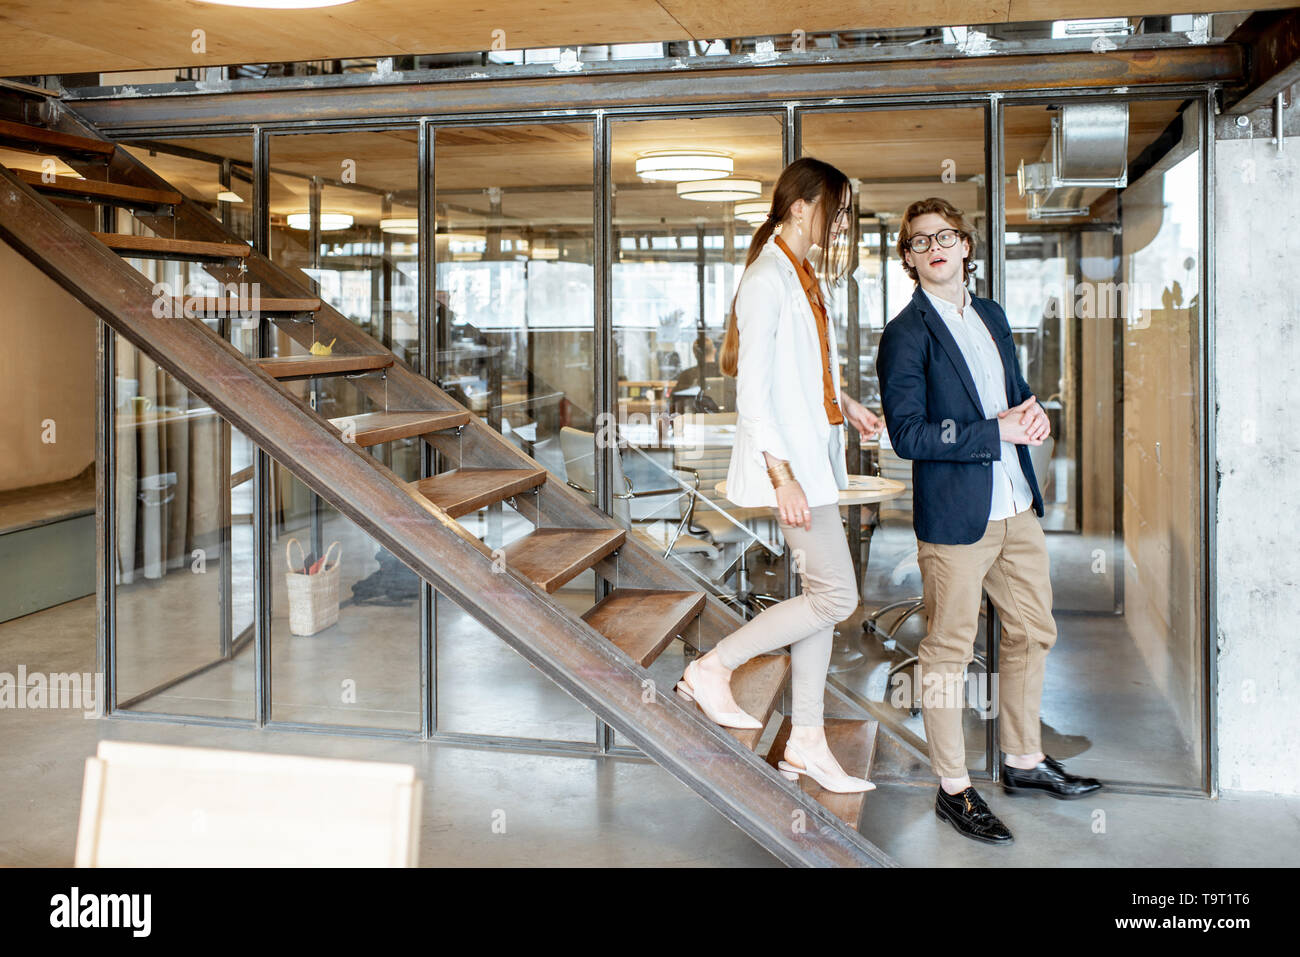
[1214,99,1300,794]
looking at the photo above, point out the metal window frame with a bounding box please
[96,79,1219,797]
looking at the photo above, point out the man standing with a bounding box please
[875,198,1101,846]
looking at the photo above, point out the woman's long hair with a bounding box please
[719,157,851,377]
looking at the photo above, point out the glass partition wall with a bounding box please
[431,121,600,742]
[109,136,260,719]
[801,104,995,779]
[1000,97,1208,789]
[99,91,1212,792]
[610,113,788,621]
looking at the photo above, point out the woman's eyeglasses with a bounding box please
[905,228,963,253]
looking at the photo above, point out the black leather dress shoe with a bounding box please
[1002,754,1103,800]
[934,786,1014,845]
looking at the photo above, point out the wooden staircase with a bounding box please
[0,109,886,866]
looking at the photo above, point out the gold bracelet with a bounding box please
[767,461,796,488]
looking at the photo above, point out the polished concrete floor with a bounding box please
[3,576,1299,866]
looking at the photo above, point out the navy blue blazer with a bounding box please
[875,285,1043,546]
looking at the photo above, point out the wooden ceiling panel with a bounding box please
[656,1,1011,38]
[1008,0,1293,21]
[435,123,594,191]
[0,0,1290,77]
[803,107,987,185]
[0,0,690,76]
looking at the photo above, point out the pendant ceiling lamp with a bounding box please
[287,212,353,231]
[734,200,770,225]
[676,178,762,203]
[635,149,733,182]
[380,218,419,235]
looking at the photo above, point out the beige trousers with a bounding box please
[712,503,859,727]
[915,507,1057,778]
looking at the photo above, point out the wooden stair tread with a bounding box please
[172,296,322,315]
[765,717,879,829]
[257,353,393,379]
[500,527,625,593]
[329,410,469,448]
[711,653,790,750]
[0,118,115,157]
[13,169,180,206]
[410,466,547,518]
[582,588,706,667]
[91,232,251,260]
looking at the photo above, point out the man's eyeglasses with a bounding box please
[905,228,963,254]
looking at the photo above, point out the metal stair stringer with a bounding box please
[0,164,896,868]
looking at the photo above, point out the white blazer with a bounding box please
[724,234,849,509]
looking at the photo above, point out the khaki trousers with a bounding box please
[915,507,1057,779]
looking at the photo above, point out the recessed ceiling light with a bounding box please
[635,149,734,182]
[217,190,244,203]
[287,212,353,230]
[195,1,358,9]
[676,178,762,203]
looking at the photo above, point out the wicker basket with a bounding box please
[284,538,342,636]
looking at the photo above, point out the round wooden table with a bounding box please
[712,473,905,506]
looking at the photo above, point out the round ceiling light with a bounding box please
[676,178,762,203]
[635,149,734,182]
[287,212,354,231]
[734,200,770,225]
[380,218,419,235]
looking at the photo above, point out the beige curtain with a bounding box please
[113,214,222,584]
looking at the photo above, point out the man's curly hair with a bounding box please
[897,197,978,285]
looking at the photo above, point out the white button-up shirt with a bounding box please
[923,287,1034,521]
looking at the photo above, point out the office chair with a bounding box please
[558,426,716,560]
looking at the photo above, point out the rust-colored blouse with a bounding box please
[774,235,843,426]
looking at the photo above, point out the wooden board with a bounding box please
[409,466,547,518]
[677,652,790,751]
[765,716,879,829]
[0,465,95,535]
[257,353,393,380]
[582,587,706,666]
[91,231,251,259]
[500,526,626,592]
[74,741,421,867]
[0,118,114,157]
[171,296,321,315]
[329,410,468,448]
[0,0,690,75]
[2,1,1287,76]
[13,168,180,206]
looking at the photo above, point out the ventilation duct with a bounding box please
[1017,103,1129,220]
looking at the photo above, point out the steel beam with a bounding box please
[67,44,1242,135]
[1223,9,1300,113]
